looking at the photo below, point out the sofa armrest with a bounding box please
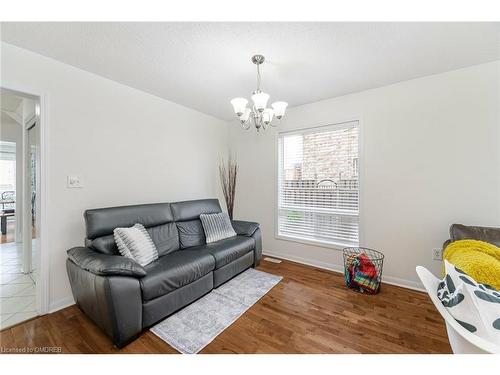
[251,227,263,267]
[232,220,262,267]
[66,260,143,347]
[232,220,259,237]
[67,247,146,278]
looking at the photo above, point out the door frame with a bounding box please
[22,117,37,275]
[1,84,49,315]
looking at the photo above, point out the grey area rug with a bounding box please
[150,268,283,354]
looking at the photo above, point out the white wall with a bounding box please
[228,61,500,290]
[1,40,497,310]
[1,42,229,311]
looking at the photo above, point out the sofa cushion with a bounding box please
[171,199,221,222]
[147,222,180,256]
[114,223,159,266]
[198,235,254,268]
[176,220,206,249]
[88,234,119,255]
[85,203,173,240]
[140,250,215,301]
[200,212,236,243]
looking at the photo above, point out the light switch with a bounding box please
[67,175,83,188]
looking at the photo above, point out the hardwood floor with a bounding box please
[0,221,37,244]
[0,258,452,354]
[0,221,16,244]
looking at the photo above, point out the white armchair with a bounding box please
[416,266,500,354]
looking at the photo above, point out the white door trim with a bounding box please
[1,84,50,315]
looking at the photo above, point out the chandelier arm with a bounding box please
[256,63,261,92]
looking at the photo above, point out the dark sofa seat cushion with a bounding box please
[140,250,215,301]
[199,236,255,268]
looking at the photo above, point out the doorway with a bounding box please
[0,88,41,329]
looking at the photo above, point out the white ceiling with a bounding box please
[2,22,500,120]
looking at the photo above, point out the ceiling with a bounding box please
[1,22,499,120]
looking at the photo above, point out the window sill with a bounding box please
[274,234,358,251]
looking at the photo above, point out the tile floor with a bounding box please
[0,241,37,330]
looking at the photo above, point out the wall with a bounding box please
[1,42,229,311]
[1,41,497,309]
[228,61,500,290]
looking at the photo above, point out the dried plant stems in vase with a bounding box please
[219,155,238,220]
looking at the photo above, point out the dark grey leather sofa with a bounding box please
[66,199,261,348]
[442,223,500,250]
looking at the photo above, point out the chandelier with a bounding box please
[230,55,288,131]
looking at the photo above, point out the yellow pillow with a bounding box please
[444,239,500,290]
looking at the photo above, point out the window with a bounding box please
[277,121,359,247]
[0,141,16,192]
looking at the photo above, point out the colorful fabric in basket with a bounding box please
[344,253,380,294]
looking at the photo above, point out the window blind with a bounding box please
[277,121,359,247]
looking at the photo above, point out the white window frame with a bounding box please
[274,119,363,251]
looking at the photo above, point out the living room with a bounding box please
[0,0,499,372]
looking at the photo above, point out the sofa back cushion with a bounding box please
[451,224,500,247]
[85,203,177,255]
[147,223,180,256]
[170,199,222,222]
[176,220,206,249]
[84,199,221,255]
[170,199,222,249]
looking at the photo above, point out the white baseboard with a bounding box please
[262,251,425,293]
[48,296,75,314]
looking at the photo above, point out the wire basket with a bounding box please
[343,247,384,294]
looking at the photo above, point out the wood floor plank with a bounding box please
[0,258,452,354]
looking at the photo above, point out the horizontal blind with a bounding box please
[277,121,359,246]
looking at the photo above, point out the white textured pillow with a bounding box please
[113,223,158,267]
[437,260,500,345]
[199,212,237,244]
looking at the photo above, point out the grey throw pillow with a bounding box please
[200,212,237,243]
[113,223,158,266]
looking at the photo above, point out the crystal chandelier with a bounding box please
[231,55,288,131]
